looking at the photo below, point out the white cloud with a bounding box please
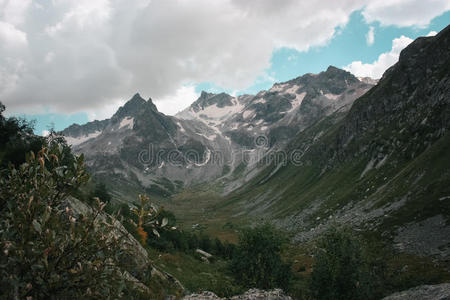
[0,21,27,47]
[44,51,55,63]
[427,31,438,36]
[0,0,31,26]
[42,130,50,136]
[86,97,125,121]
[0,0,448,118]
[363,0,450,27]
[344,35,414,79]
[366,26,375,45]
[154,85,200,116]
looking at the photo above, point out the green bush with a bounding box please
[230,224,292,291]
[310,227,375,300]
[0,143,135,298]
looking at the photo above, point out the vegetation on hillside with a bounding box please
[310,227,381,300]
[231,224,292,291]
[0,142,131,298]
[0,103,172,298]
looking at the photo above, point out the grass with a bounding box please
[147,248,243,297]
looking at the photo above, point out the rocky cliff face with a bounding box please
[61,66,373,201]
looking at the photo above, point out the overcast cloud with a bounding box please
[1,0,449,117]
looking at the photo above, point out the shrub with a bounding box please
[230,224,292,291]
[132,194,169,245]
[310,227,374,300]
[0,144,133,298]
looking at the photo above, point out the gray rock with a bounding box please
[183,289,292,300]
[382,283,450,300]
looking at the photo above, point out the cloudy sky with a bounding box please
[1,0,449,135]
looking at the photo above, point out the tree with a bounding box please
[199,234,212,252]
[230,224,292,291]
[213,238,225,257]
[0,101,45,168]
[223,241,237,259]
[310,227,372,300]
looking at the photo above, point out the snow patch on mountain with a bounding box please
[196,132,217,141]
[176,121,185,133]
[64,130,102,146]
[178,99,244,125]
[287,92,306,113]
[324,93,339,100]
[119,117,134,129]
[283,85,300,95]
[242,109,254,119]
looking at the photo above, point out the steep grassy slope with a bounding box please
[217,25,450,258]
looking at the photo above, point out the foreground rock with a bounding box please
[382,283,450,300]
[183,288,292,300]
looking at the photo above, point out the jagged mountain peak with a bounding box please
[281,65,360,96]
[63,64,374,193]
[190,91,234,112]
[112,93,158,121]
[325,65,341,72]
[316,65,358,82]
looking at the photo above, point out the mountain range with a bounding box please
[62,66,373,196]
[62,25,450,261]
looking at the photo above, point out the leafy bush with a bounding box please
[0,143,138,298]
[310,227,375,300]
[230,224,292,291]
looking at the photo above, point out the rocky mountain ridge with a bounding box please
[61,66,373,201]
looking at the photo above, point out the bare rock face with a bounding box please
[182,288,292,300]
[382,283,450,300]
